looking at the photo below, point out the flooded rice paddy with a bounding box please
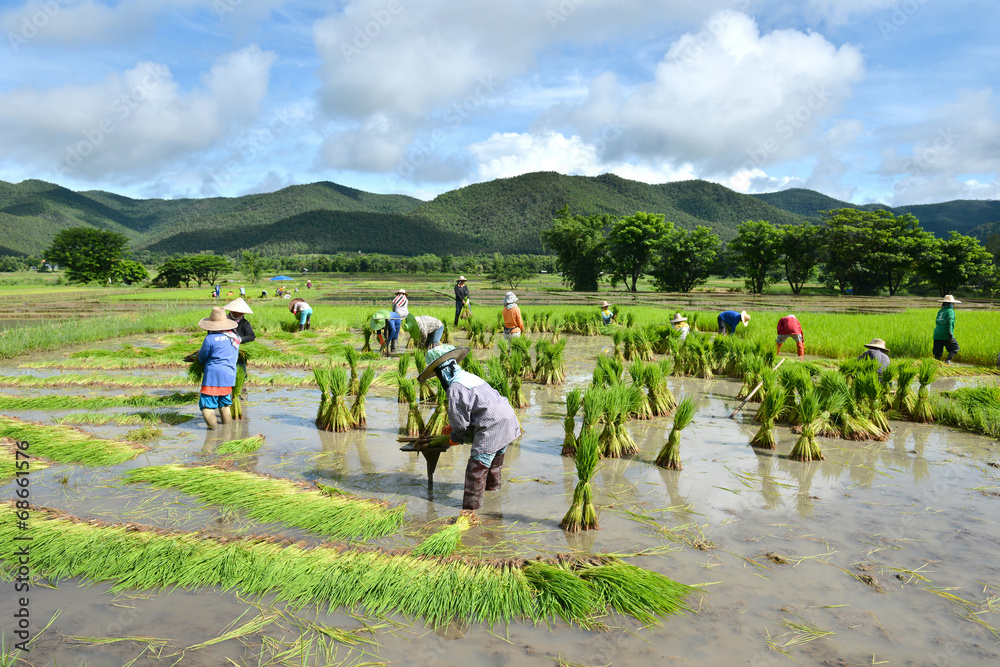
[2,334,1000,666]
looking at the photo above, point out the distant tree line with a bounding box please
[542,206,1000,297]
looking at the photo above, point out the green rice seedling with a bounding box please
[467,319,489,349]
[0,416,147,465]
[561,388,583,457]
[0,504,691,627]
[655,396,696,469]
[632,327,654,362]
[621,328,634,362]
[739,355,766,400]
[122,464,405,540]
[628,360,653,420]
[316,368,352,432]
[229,363,247,420]
[462,353,485,377]
[534,339,567,385]
[912,358,939,423]
[592,354,624,388]
[350,366,377,429]
[422,378,449,435]
[442,322,451,344]
[343,347,360,395]
[413,352,436,403]
[485,356,511,400]
[581,388,604,438]
[216,435,265,456]
[396,355,411,403]
[511,336,533,378]
[933,385,1000,438]
[361,324,373,353]
[126,425,162,441]
[0,392,197,411]
[412,513,475,557]
[815,370,877,441]
[55,410,194,426]
[313,366,334,428]
[892,362,919,414]
[853,371,891,438]
[680,335,714,379]
[751,385,788,449]
[611,328,626,363]
[496,337,511,369]
[600,385,643,458]
[788,389,825,462]
[524,561,599,625]
[399,378,424,437]
[508,351,529,409]
[560,429,601,531]
[643,363,671,417]
[656,358,678,411]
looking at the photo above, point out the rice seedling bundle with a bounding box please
[628,360,653,420]
[510,337,533,378]
[496,337,511,369]
[462,353,485,377]
[55,410,193,426]
[912,358,939,423]
[788,389,825,462]
[534,339,566,385]
[361,324,373,353]
[399,378,424,437]
[739,355,766,400]
[442,321,451,344]
[680,335,714,379]
[508,351,529,409]
[580,388,605,438]
[396,355,411,403]
[612,329,626,363]
[559,429,601,531]
[852,371,891,437]
[932,385,1000,439]
[655,396,696,469]
[891,362,919,414]
[316,368,352,432]
[412,513,475,557]
[632,327,654,362]
[561,388,583,457]
[422,378,449,436]
[0,392,197,411]
[0,416,147,466]
[620,328,634,362]
[656,358,678,411]
[350,366,377,429]
[643,363,671,417]
[121,464,405,539]
[592,355,624,388]
[814,370,878,441]
[229,363,247,420]
[413,352,436,403]
[485,357,511,400]
[343,347,360,395]
[0,504,692,628]
[600,385,643,458]
[751,384,788,450]
[216,434,266,456]
[313,366,333,428]
[467,319,489,349]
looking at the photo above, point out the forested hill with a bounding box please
[410,172,806,252]
[1,174,993,258]
[753,188,1000,238]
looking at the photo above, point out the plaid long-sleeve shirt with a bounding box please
[446,369,520,456]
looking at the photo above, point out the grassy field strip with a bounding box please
[1,438,48,483]
[0,503,694,628]
[121,464,406,541]
[0,416,148,465]
[0,392,196,411]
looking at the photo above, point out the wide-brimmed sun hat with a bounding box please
[864,338,889,352]
[288,297,305,314]
[504,291,518,304]
[418,344,470,382]
[369,309,394,329]
[223,297,253,314]
[941,294,962,304]
[198,307,238,332]
[395,288,407,295]
[457,275,466,282]
[740,311,751,326]
[600,301,610,308]
[670,313,687,324]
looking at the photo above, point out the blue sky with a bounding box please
[0,0,997,206]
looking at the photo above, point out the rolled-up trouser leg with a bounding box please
[462,459,491,510]
[485,448,506,491]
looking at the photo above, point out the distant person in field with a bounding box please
[239,285,246,298]
[307,279,312,289]
[671,313,690,341]
[392,288,409,320]
[858,338,891,379]
[776,314,805,360]
[502,292,524,339]
[718,310,750,335]
[933,295,961,365]
[454,276,470,326]
[197,307,240,430]
[600,301,615,325]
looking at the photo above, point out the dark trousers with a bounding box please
[933,338,959,362]
[454,302,463,326]
[717,315,735,335]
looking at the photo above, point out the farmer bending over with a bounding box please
[858,338,891,379]
[600,301,615,325]
[776,314,805,360]
[419,345,520,511]
[371,309,402,354]
[290,298,312,331]
[405,314,444,350]
[718,310,750,335]
[197,307,240,429]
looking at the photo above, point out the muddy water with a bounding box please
[2,337,1000,666]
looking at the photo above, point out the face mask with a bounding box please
[435,360,459,389]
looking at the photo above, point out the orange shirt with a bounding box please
[502,305,524,333]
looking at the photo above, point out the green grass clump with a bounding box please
[0,392,196,411]
[216,435,265,456]
[655,397,696,469]
[412,514,475,557]
[0,504,692,628]
[121,464,405,540]
[561,388,583,457]
[54,410,193,426]
[0,416,147,466]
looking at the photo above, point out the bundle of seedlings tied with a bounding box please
[739,355,767,402]
[413,512,477,558]
[788,388,829,462]
[3,504,693,628]
[852,370,891,438]
[628,360,654,420]
[611,329,627,364]
[314,367,353,432]
[461,353,485,377]
[343,346,361,395]
[485,356,512,401]
[560,429,601,531]
[561,388,583,457]
[750,385,788,449]
[643,360,676,416]
[678,335,714,379]
[891,361,919,415]
[466,319,489,349]
[442,322,451,344]
[507,351,530,409]
[599,384,643,458]
[395,355,411,403]
[361,323,373,353]
[534,339,567,385]
[592,354,624,388]
[912,358,939,423]
[413,352,436,402]
[398,378,424,437]
[216,434,265,456]
[510,336,533,378]
[580,388,604,447]
[349,366,377,428]
[229,363,247,420]
[815,371,881,441]
[655,396,696,469]
[422,378,450,436]
[629,328,654,362]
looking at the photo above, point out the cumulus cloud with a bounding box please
[0,44,277,181]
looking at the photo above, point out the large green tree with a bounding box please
[727,220,784,294]
[540,206,609,292]
[603,211,667,292]
[649,224,720,293]
[916,232,997,296]
[152,256,196,288]
[109,260,149,285]
[487,255,533,290]
[240,251,263,284]
[780,221,822,294]
[189,255,232,286]
[45,227,130,283]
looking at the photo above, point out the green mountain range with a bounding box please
[1,174,995,258]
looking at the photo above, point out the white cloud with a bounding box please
[0,44,277,181]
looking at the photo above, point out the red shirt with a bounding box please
[777,316,803,336]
